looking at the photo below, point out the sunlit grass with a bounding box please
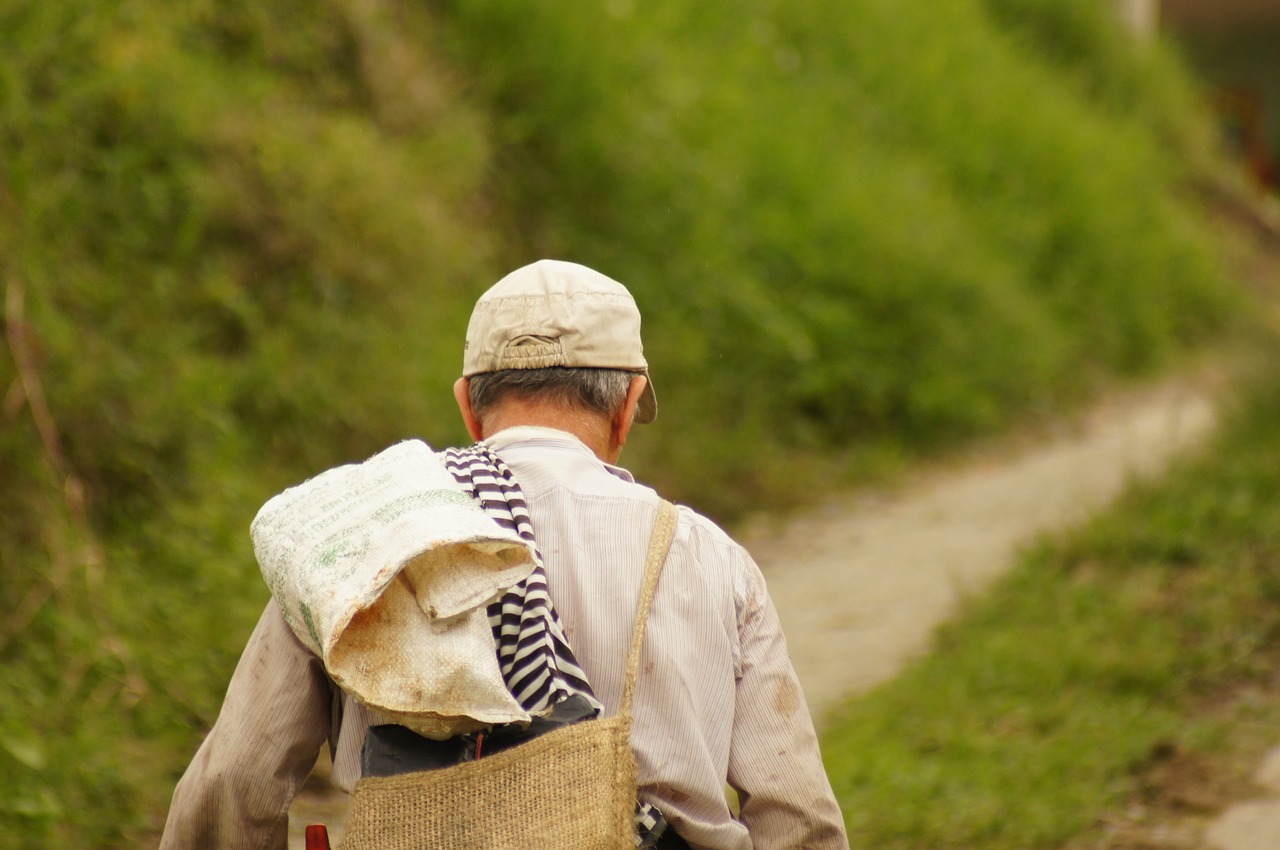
[0,0,1257,846]
[823,347,1280,848]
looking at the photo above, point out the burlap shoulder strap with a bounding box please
[619,499,678,717]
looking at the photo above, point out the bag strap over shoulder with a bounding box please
[620,499,678,716]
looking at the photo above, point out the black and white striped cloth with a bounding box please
[443,443,669,848]
[442,444,600,714]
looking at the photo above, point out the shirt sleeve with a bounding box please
[159,601,335,850]
[726,561,850,850]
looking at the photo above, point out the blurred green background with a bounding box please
[2,0,1277,846]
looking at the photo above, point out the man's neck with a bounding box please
[480,402,614,462]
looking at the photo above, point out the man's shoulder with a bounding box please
[668,501,758,572]
[669,500,728,538]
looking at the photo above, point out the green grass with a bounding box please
[444,0,1239,491]
[0,0,1261,846]
[822,340,1280,849]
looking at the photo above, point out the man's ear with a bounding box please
[608,375,648,462]
[454,377,484,442]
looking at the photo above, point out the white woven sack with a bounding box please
[251,439,536,739]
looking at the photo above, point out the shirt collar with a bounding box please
[482,426,637,483]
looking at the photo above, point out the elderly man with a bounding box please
[160,259,849,849]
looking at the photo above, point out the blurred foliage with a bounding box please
[0,1,490,843]
[431,0,1238,490]
[0,0,1254,845]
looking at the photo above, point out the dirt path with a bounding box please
[743,375,1219,723]
[287,373,1224,848]
[1206,748,1280,850]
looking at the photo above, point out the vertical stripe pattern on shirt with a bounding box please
[442,444,601,714]
[442,442,668,848]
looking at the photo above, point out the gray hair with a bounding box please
[468,367,636,422]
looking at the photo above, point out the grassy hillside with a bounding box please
[433,0,1239,499]
[0,0,1253,845]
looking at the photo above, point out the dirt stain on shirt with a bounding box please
[772,678,800,717]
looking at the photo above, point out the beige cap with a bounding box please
[463,259,657,423]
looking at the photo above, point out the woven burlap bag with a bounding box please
[339,500,678,850]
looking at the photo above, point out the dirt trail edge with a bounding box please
[743,376,1218,723]
[287,375,1223,849]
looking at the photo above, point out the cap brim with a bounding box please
[635,372,657,424]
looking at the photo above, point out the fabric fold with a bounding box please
[251,439,536,738]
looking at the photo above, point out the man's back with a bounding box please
[491,426,847,849]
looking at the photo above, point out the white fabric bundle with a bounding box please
[251,439,536,739]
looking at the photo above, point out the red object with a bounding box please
[305,824,331,850]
